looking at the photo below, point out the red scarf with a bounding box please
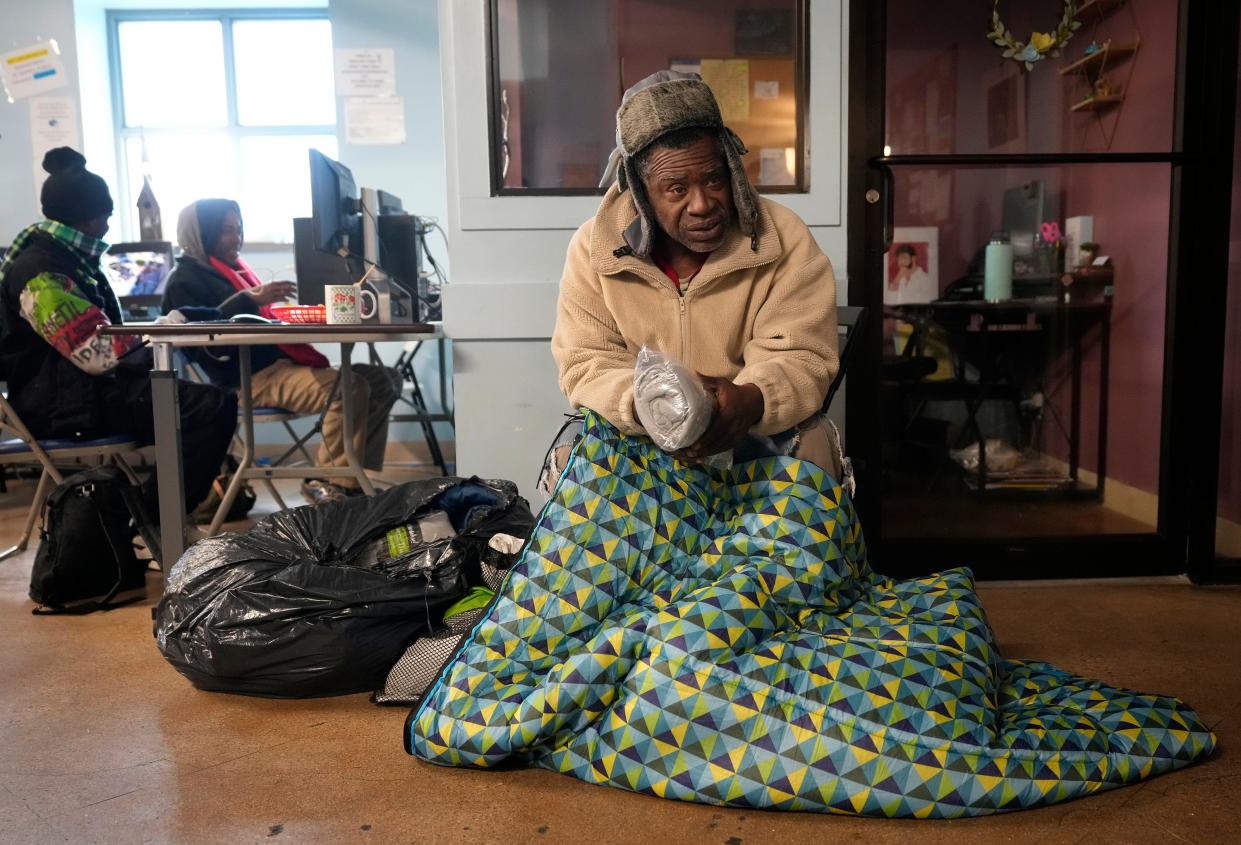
[209,256,329,369]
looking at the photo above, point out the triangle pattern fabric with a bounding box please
[407,411,1216,818]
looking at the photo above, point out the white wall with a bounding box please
[329,0,453,448]
[0,0,81,243]
[438,0,850,499]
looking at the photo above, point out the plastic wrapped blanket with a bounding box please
[407,411,1215,818]
[633,347,713,451]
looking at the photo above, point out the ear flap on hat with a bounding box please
[622,157,658,257]
[720,128,760,244]
[599,146,625,190]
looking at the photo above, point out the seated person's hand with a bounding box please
[674,375,764,463]
[246,280,297,306]
[115,343,154,372]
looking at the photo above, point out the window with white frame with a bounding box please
[109,10,337,244]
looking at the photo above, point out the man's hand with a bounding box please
[246,281,297,306]
[674,375,764,463]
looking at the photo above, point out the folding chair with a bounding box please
[387,339,454,475]
[182,359,318,512]
[0,393,142,562]
[824,305,869,414]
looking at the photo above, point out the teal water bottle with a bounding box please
[984,232,1013,302]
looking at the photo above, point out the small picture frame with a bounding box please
[886,227,940,304]
[983,63,1027,154]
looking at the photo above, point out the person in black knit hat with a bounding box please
[0,147,237,532]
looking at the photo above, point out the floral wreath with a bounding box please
[987,0,1081,70]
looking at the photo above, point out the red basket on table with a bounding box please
[269,304,327,324]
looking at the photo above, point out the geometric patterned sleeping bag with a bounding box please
[406,411,1216,818]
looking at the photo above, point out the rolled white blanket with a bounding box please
[633,347,714,452]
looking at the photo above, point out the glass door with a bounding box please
[849,0,1188,578]
[1214,11,1241,576]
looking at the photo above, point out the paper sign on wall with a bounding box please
[753,80,780,100]
[759,148,795,186]
[334,48,396,97]
[30,96,80,154]
[700,59,749,122]
[29,96,81,209]
[1,40,68,101]
[345,97,406,145]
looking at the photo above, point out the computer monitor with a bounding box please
[293,215,432,317]
[293,217,363,305]
[376,190,404,215]
[1001,180,1059,264]
[304,151,434,321]
[309,148,361,254]
[102,241,173,319]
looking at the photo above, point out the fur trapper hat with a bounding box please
[600,71,760,257]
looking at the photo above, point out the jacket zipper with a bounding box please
[678,296,688,361]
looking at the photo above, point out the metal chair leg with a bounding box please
[261,477,288,511]
[281,420,317,465]
[113,453,143,487]
[0,469,54,562]
[395,343,450,475]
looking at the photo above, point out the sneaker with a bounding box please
[301,479,351,505]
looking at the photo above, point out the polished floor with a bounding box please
[882,466,1155,539]
[1,473,1238,844]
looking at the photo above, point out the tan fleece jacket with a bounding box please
[551,184,839,437]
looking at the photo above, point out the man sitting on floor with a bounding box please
[0,147,237,519]
[550,71,843,481]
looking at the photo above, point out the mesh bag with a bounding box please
[373,606,489,705]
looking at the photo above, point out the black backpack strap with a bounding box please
[31,592,144,616]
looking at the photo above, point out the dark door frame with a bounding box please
[1173,0,1241,582]
[845,0,1240,581]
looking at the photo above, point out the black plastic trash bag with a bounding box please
[154,477,534,698]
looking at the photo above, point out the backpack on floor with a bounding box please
[29,465,153,614]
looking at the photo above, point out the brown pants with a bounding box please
[249,360,402,487]
[781,415,845,482]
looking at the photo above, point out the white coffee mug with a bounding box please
[325,285,377,324]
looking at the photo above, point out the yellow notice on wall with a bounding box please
[700,59,750,123]
[1,40,67,101]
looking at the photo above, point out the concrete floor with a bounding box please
[0,474,1238,844]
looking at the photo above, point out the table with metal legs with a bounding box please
[104,323,442,573]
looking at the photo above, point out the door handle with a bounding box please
[879,164,894,253]
[865,165,895,256]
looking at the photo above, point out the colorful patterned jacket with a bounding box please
[0,223,142,436]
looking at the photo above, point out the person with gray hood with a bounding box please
[548,71,845,485]
[163,199,402,505]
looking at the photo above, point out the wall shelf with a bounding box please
[1059,43,1139,76]
[1071,94,1125,113]
[1077,0,1127,24]
[1065,0,1141,150]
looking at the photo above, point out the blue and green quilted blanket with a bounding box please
[406,411,1215,818]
